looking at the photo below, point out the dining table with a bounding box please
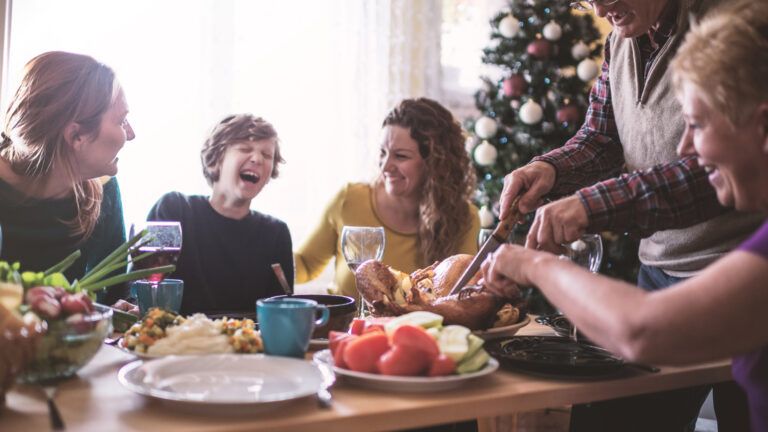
[0,319,733,432]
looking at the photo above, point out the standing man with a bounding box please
[498,0,760,431]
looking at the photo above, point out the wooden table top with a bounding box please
[1,320,733,432]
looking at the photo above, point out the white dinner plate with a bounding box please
[472,314,531,340]
[114,338,162,360]
[119,354,324,412]
[313,349,497,392]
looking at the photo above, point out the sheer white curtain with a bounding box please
[3,0,443,249]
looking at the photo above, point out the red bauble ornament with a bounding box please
[502,74,527,98]
[556,105,581,124]
[527,39,552,59]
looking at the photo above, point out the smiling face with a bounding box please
[74,88,135,179]
[211,139,276,204]
[379,125,427,199]
[592,0,669,38]
[677,82,768,211]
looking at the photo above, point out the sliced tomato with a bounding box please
[329,331,353,355]
[362,323,385,334]
[376,344,431,376]
[390,324,440,361]
[342,332,390,373]
[333,336,355,369]
[349,318,367,335]
[428,354,456,377]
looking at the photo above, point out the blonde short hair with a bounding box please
[672,0,768,128]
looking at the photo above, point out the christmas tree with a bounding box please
[467,0,640,297]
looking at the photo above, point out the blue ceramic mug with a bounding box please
[256,298,330,358]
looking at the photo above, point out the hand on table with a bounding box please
[525,195,589,254]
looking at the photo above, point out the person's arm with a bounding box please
[294,186,346,283]
[532,35,625,196]
[482,244,768,365]
[577,156,729,236]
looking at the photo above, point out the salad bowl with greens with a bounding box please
[1,230,175,384]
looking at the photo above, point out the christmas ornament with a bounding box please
[502,74,527,98]
[498,15,520,38]
[556,105,581,124]
[571,41,590,60]
[479,205,495,228]
[474,140,498,166]
[465,136,477,153]
[510,100,521,109]
[519,100,544,124]
[541,122,554,133]
[474,116,498,139]
[577,58,599,81]
[526,39,552,59]
[543,21,562,41]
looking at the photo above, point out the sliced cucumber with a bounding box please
[438,325,471,362]
[385,311,444,334]
[461,333,485,362]
[456,348,490,374]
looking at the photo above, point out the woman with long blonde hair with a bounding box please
[0,51,134,302]
[295,97,479,298]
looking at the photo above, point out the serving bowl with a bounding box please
[17,303,113,384]
[267,294,356,339]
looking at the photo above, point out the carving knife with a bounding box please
[448,198,520,296]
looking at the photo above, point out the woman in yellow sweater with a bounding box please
[295,98,480,298]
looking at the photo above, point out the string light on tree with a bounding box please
[473,140,498,166]
[519,99,544,124]
[474,116,498,139]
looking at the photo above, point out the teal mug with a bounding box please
[133,279,184,316]
[256,298,330,358]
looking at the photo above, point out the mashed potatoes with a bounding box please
[147,314,232,356]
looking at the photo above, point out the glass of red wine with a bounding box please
[340,226,385,317]
[129,221,182,297]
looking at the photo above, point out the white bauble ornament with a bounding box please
[577,59,599,81]
[543,21,562,41]
[519,100,544,125]
[571,41,590,60]
[510,99,521,110]
[473,140,498,166]
[498,15,520,38]
[479,205,495,228]
[474,116,498,139]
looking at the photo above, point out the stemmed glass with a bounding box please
[561,233,603,342]
[341,226,385,317]
[128,221,183,303]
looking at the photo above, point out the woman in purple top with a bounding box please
[478,1,768,430]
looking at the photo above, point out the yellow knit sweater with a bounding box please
[294,182,480,298]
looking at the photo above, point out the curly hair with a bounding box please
[380,98,476,265]
[200,114,285,186]
[672,0,768,128]
[1,51,118,238]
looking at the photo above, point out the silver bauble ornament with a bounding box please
[519,100,544,124]
[474,116,498,139]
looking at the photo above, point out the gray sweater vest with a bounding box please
[609,0,763,276]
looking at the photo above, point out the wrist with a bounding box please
[526,251,559,285]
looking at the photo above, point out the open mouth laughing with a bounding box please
[239,170,260,184]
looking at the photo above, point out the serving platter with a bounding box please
[313,349,497,392]
[118,354,324,412]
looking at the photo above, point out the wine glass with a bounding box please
[561,233,603,342]
[341,226,385,317]
[128,221,183,304]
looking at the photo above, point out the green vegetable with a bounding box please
[461,333,485,363]
[456,348,490,374]
[437,325,471,362]
[384,311,444,334]
[43,250,81,276]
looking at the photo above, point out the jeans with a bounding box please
[569,265,750,432]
